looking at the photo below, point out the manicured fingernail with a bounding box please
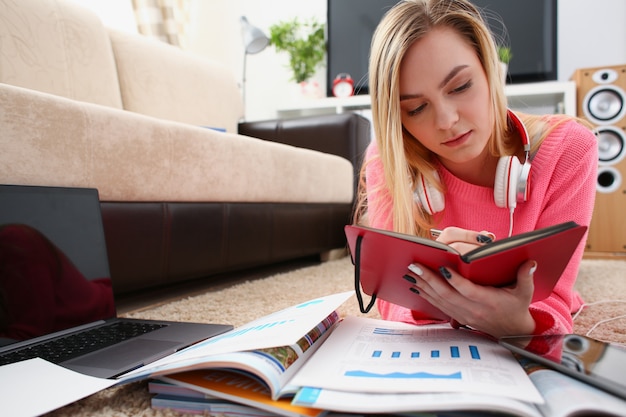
[529,261,538,275]
[408,264,423,276]
[403,274,417,284]
[477,234,493,244]
[409,287,420,295]
[439,266,452,279]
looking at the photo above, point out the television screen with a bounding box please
[326,0,558,97]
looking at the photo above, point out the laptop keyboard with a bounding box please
[0,320,166,366]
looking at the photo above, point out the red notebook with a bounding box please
[344,221,587,320]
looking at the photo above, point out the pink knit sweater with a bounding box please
[365,118,598,335]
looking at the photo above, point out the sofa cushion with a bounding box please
[109,30,244,134]
[0,83,353,204]
[0,0,123,109]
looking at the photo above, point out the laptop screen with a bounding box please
[0,185,116,346]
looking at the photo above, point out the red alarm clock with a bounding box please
[332,73,354,98]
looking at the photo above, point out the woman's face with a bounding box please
[399,26,494,176]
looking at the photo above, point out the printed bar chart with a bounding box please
[368,345,482,360]
[288,316,544,402]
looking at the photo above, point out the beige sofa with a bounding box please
[0,0,370,294]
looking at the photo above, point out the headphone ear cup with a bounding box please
[518,161,532,203]
[414,172,445,214]
[494,156,523,209]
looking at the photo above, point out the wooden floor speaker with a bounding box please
[572,65,626,254]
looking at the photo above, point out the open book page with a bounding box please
[293,388,543,417]
[293,371,626,417]
[290,316,543,403]
[528,367,626,417]
[461,221,580,261]
[352,226,456,253]
[347,221,581,261]
[120,291,353,382]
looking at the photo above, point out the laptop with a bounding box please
[0,184,233,379]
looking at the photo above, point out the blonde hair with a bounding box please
[354,0,569,236]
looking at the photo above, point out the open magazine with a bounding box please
[128,292,626,417]
[119,291,353,399]
[290,317,626,417]
[291,370,626,417]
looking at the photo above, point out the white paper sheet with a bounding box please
[0,358,117,417]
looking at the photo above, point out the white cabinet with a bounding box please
[505,81,576,116]
[276,81,577,118]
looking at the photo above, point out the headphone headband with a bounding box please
[507,109,530,153]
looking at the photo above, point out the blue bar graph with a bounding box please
[469,345,481,360]
[450,346,460,358]
[369,345,482,360]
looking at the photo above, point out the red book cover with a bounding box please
[345,221,587,320]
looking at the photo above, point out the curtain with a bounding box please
[132,0,191,48]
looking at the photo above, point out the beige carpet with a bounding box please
[48,256,626,417]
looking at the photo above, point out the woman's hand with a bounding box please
[408,227,537,338]
[433,226,496,254]
[407,260,537,338]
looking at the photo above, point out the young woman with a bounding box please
[354,0,598,338]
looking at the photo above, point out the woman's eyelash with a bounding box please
[408,104,426,116]
[406,80,472,117]
[452,80,472,93]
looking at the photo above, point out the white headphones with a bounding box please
[414,109,532,215]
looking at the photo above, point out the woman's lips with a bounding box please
[443,131,471,147]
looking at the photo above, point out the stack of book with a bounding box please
[148,372,323,417]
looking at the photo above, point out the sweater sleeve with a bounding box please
[527,119,598,335]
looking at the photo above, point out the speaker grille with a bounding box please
[573,64,626,253]
[597,126,625,165]
[583,86,626,124]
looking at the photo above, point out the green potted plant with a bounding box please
[497,46,512,83]
[497,45,513,65]
[268,18,326,84]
